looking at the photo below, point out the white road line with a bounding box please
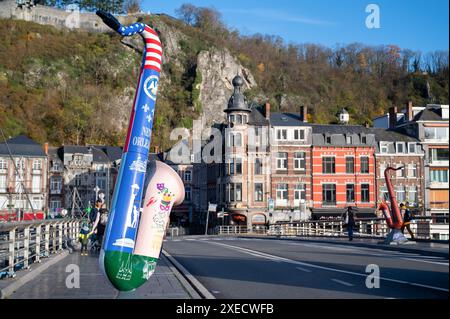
[331,279,354,287]
[206,241,449,293]
[296,267,312,273]
[401,257,449,266]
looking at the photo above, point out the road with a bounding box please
[162,237,449,299]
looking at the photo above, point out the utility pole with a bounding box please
[204,202,210,235]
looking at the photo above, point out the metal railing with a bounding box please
[215,218,449,241]
[0,219,81,279]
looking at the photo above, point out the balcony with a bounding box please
[50,188,62,195]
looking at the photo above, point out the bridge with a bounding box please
[0,219,448,299]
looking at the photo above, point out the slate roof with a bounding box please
[0,135,46,157]
[63,145,91,154]
[412,108,446,122]
[370,128,419,142]
[270,113,309,127]
[311,124,373,135]
[248,103,269,126]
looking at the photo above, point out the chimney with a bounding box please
[364,121,370,128]
[406,101,413,122]
[154,145,159,154]
[389,106,397,129]
[300,105,308,122]
[265,102,270,119]
[44,142,49,155]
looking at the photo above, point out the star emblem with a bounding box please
[142,104,149,112]
[146,114,152,123]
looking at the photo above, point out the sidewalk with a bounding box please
[2,250,199,299]
[237,235,449,258]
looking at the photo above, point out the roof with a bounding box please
[412,108,446,122]
[63,145,91,154]
[248,104,269,126]
[311,124,373,135]
[370,128,419,142]
[87,145,123,162]
[270,113,309,127]
[0,135,46,157]
[91,147,110,163]
[225,75,251,113]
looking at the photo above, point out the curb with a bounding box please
[236,235,449,258]
[162,249,215,299]
[0,250,70,299]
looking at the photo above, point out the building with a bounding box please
[311,124,377,218]
[389,103,449,222]
[0,135,48,212]
[269,109,312,223]
[48,146,64,213]
[372,128,425,211]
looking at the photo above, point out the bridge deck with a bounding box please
[6,250,193,299]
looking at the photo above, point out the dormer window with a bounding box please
[346,135,352,144]
[276,129,288,141]
[236,114,242,124]
[396,142,406,154]
[408,143,416,154]
[325,135,332,144]
[229,115,235,123]
[380,142,389,154]
[361,135,367,144]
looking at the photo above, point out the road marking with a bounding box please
[296,267,312,273]
[205,241,449,293]
[331,279,354,287]
[401,257,449,266]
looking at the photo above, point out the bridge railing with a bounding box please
[215,218,449,241]
[0,219,81,279]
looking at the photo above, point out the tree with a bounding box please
[124,0,140,14]
[175,3,199,25]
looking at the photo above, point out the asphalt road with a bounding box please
[162,237,449,299]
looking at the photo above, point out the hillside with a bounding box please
[0,10,448,150]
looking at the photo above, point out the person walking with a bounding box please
[400,203,415,240]
[342,206,356,241]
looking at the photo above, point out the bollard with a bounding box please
[24,226,30,269]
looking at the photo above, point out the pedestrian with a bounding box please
[79,221,91,256]
[400,203,415,240]
[91,201,109,247]
[342,206,356,241]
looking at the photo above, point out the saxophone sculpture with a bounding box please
[377,167,408,243]
[96,11,185,291]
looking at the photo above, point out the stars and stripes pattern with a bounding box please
[116,23,162,73]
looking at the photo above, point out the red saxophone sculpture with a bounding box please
[378,167,408,243]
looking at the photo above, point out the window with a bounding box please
[294,129,305,141]
[96,178,106,191]
[408,164,417,178]
[294,184,306,202]
[0,159,7,170]
[50,200,61,212]
[379,163,386,176]
[229,115,235,123]
[360,157,369,174]
[185,186,191,201]
[254,183,263,202]
[236,158,242,175]
[73,155,83,166]
[346,135,353,144]
[396,143,405,154]
[227,183,242,202]
[276,129,288,141]
[380,142,389,154]
[322,184,336,205]
[346,157,355,174]
[15,158,25,170]
[381,185,389,201]
[184,170,192,182]
[325,135,332,144]
[235,183,242,202]
[395,186,405,203]
[294,152,306,171]
[407,186,417,204]
[50,177,62,191]
[396,166,405,178]
[276,153,288,170]
[236,114,242,124]
[255,158,263,175]
[52,161,60,171]
[276,184,288,201]
[228,158,242,175]
[346,184,355,202]
[424,127,449,141]
[429,148,449,162]
[361,184,370,203]
[322,157,335,174]
[0,175,6,192]
[408,143,416,154]
[32,197,43,210]
[430,170,449,183]
[32,175,41,193]
[32,160,41,170]
[228,133,242,147]
[361,135,367,144]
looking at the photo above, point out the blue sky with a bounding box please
[142,0,449,52]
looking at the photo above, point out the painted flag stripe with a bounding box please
[142,31,160,42]
[146,52,162,60]
[144,26,158,36]
[145,60,161,68]
[145,56,162,65]
[146,43,163,52]
[143,65,161,72]
[145,38,162,46]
